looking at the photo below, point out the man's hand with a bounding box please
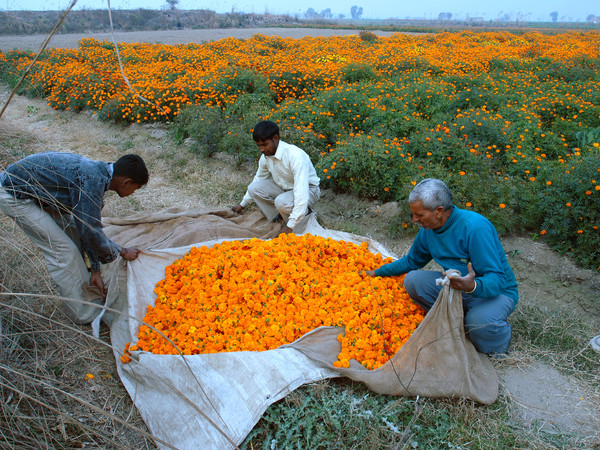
[360,270,376,277]
[232,205,244,214]
[278,225,294,235]
[90,271,106,298]
[120,247,142,261]
[445,262,476,292]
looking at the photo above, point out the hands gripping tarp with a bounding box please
[94,208,497,449]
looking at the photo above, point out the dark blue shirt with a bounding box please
[0,152,121,271]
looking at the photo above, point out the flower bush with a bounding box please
[132,234,424,370]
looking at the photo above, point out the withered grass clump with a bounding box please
[0,225,159,449]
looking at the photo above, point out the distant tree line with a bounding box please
[304,5,364,20]
[0,9,297,35]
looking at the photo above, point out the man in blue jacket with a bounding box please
[366,178,518,357]
[0,152,149,322]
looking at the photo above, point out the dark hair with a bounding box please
[252,120,279,141]
[113,154,149,185]
[409,178,453,210]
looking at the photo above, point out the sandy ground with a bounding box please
[0,27,397,52]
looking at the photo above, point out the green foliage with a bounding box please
[241,381,438,449]
[242,379,554,449]
[539,57,600,83]
[576,127,600,149]
[318,86,375,133]
[450,172,543,233]
[317,135,413,201]
[2,34,599,269]
[170,92,274,164]
[0,50,49,97]
[268,56,599,269]
[539,154,600,268]
[170,103,226,155]
[340,62,377,83]
[224,92,275,123]
[207,66,272,105]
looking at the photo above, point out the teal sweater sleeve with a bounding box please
[374,230,431,276]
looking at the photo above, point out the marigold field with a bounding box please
[1,30,598,269]
[123,234,424,370]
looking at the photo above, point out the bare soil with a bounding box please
[1,28,599,444]
[0,27,397,52]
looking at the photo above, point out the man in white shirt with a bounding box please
[232,120,320,234]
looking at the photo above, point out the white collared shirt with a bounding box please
[241,140,320,228]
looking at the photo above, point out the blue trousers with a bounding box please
[403,270,515,355]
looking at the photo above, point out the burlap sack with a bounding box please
[96,208,497,449]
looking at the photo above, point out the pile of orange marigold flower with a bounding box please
[130,233,424,370]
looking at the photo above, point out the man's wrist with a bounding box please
[465,280,477,294]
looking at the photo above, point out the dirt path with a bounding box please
[1,29,599,443]
[0,27,397,52]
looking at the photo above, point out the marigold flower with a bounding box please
[133,234,424,370]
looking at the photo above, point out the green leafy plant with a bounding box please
[576,128,600,149]
[340,63,377,83]
[539,154,600,268]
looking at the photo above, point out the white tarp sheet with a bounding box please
[99,208,498,449]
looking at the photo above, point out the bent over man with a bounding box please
[366,178,518,357]
[232,120,320,235]
[0,152,149,322]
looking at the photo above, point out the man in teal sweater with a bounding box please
[366,178,518,357]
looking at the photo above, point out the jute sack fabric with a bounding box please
[96,208,497,449]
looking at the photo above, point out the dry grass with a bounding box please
[0,214,157,448]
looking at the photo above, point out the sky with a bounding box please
[2,0,598,22]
